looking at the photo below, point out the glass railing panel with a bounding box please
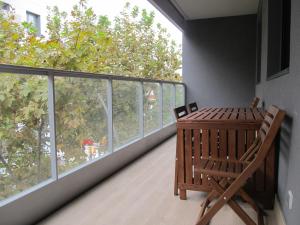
[176,84,185,107]
[163,83,175,126]
[112,80,140,149]
[0,73,51,201]
[0,64,184,203]
[55,77,109,174]
[143,82,160,135]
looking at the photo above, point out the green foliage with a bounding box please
[0,0,181,200]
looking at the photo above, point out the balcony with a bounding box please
[1,0,299,224]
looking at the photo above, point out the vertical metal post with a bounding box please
[159,82,163,128]
[183,84,186,105]
[172,84,176,121]
[47,73,58,180]
[138,82,144,138]
[107,79,113,152]
[174,84,177,108]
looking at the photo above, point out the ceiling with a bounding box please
[170,0,259,20]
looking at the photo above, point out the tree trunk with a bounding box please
[37,118,45,182]
[97,90,119,146]
[0,145,18,183]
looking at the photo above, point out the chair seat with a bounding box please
[195,158,250,178]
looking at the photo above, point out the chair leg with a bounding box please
[238,189,259,212]
[209,177,258,225]
[174,158,178,195]
[213,178,265,215]
[196,176,258,225]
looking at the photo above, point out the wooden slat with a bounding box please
[246,130,255,151]
[223,108,233,120]
[252,108,263,120]
[194,129,201,185]
[201,129,209,187]
[238,108,246,120]
[246,108,255,120]
[265,142,276,208]
[202,129,209,158]
[177,129,185,184]
[229,108,239,120]
[219,129,227,159]
[185,129,193,184]
[235,162,243,173]
[237,129,246,159]
[261,122,270,134]
[210,129,218,158]
[227,162,235,174]
[206,160,215,170]
[246,129,256,191]
[213,160,221,171]
[228,129,236,159]
[199,159,209,170]
[255,135,265,191]
[220,161,228,173]
[259,128,267,141]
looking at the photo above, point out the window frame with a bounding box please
[256,0,262,84]
[1,2,11,11]
[26,10,41,36]
[267,0,291,80]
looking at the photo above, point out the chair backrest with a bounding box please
[188,102,198,113]
[223,105,285,201]
[241,105,285,163]
[174,106,188,120]
[250,97,260,108]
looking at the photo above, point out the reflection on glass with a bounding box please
[163,83,175,126]
[144,82,160,135]
[176,84,185,107]
[113,81,140,149]
[55,77,108,174]
[0,73,50,201]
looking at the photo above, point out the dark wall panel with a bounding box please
[256,0,300,224]
[183,15,257,107]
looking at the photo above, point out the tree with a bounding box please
[0,0,182,200]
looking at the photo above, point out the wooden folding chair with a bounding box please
[195,105,285,225]
[174,106,189,195]
[188,102,198,113]
[250,97,260,108]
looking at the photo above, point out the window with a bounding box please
[267,0,291,79]
[55,77,109,174]
[144,82,161,135]
[26,11,41,36]
[0,73,51,201]
[163,83,175,126]
[1,2,11,11]
[256,0,262,84]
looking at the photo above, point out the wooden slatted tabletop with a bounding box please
[177,107,265,125]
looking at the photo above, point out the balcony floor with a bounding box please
[38,136,277,225]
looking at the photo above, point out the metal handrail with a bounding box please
[0,64,184,85]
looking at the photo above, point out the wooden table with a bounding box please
[176,107,276,209]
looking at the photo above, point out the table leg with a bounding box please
[180,189,187,200]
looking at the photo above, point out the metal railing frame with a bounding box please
[0,63,185,188]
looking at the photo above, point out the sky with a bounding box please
[41,0,182,45]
